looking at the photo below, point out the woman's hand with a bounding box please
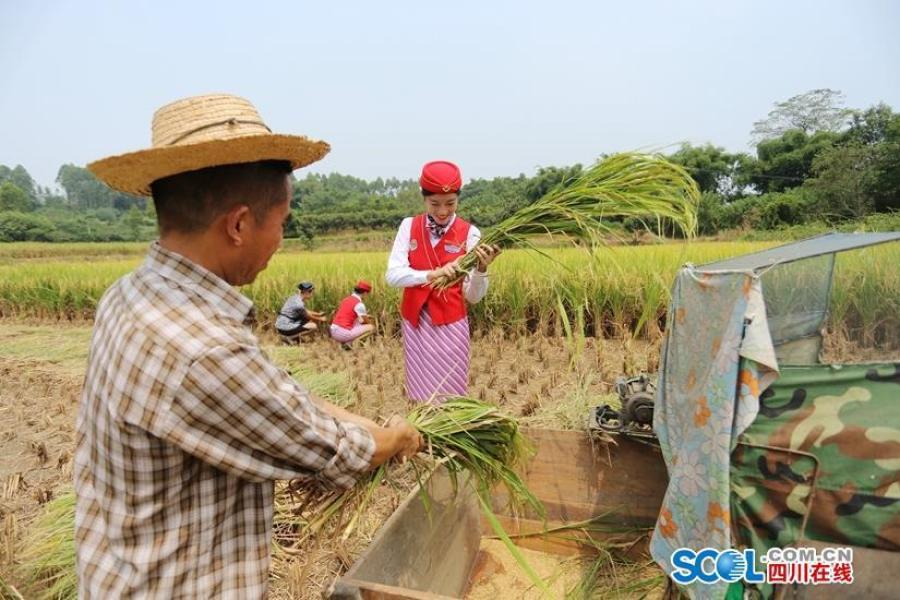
[425,258,463,283]
[474,244,501,272]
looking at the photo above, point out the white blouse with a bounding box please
[385,216,489,303]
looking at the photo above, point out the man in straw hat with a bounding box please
[75,94,422,598]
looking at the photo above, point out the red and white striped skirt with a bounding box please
[401,310,469,404]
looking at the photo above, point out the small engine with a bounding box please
[592,374,656,434]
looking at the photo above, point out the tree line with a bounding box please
[1,89,898,243]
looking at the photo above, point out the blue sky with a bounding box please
[2,0,898,189]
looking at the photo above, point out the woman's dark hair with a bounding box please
[150,160,292,234]
[421,188,461,197]
[353,286,367,294]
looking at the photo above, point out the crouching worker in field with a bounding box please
[330,280,375,349]
[76,94,423,599]
[276,280,328,343]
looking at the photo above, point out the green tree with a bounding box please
[871,116,900,212]
[290,172,421,234]
[806,143,879,220]
[56,164,115,210]
[42,193,68,208]
[842,104,900,212]
[65,168,146,210]
[524,164,583,202]
[0,211,56,241]
[458,175,529,226]
[123,205,144,240]
[667,144,754,197]
[844,103,896,145]
[751,88,850,142]
[0,181,33,212]
[4,165,38,202]
[751,129,839,193]
[695,192,726,235]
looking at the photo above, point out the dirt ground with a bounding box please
[0,321,659,597]
[2,319,893,598]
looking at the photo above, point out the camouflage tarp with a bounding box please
[731,362,900,594]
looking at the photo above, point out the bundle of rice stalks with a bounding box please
[15,491,76,600]
[276,398,541,544]
[406,397,542,516]
[434,152,700,289]
[274,397,549,593]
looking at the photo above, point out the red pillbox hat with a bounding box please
[419,160,462,194]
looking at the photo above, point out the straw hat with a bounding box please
[88,94,330,196]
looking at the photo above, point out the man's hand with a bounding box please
[386,415,423,463]
[474,244,501,272]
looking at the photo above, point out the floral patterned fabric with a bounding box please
[651,267,779,599]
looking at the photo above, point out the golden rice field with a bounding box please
[0,239,898,347]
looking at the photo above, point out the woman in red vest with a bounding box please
[385,160,500,403]
[330,280,375,349]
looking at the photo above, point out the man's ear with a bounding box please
[224,205,252,246]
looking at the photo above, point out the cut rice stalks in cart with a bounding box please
[274,397,551,594]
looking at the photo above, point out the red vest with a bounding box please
[401,214,470,327]
[332,295,362,329]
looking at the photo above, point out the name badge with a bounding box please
[445,243,463,254]
[409,239,418,251]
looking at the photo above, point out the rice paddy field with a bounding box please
[1,239,898,346]
[0,237,897,598]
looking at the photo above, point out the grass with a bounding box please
[0,324,93,375]
[14,492,76,600]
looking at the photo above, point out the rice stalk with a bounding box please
[0,574,24,600]
[274,398,549,593]
[433,152,700,290]
[406,398,543,517]
[15,491,76,600]
[280,397,545,536]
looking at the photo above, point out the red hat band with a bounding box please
[356,280,372,292]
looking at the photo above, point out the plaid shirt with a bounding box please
[74,242,374,599]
